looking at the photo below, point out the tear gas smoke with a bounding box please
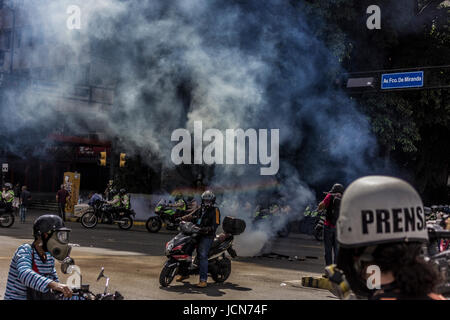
[0,0,388,256]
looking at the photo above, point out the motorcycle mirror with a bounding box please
[97,267,105,281]
[61,257,75,274]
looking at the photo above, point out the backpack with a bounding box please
[325,195,341,226]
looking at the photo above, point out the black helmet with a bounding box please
[33,214,70,239]
[110,189,118,196]
[328,183,344,194]
[201,190,216,206]
[119,188,126,195]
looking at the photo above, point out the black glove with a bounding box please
[199,226,212,234]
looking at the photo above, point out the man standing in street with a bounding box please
[19,186,31,223]
[317,183,344,267]
[56,185,70,222]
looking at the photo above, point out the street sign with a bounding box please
[381,71,424,89]
[2,163,8,173]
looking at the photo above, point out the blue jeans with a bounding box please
[323,225,338,266]
[197,237,213,282]
[19,206,27,222]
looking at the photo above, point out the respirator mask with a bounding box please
[45,229,72,261]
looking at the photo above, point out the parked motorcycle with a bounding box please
[159,216,246,287]
[146,199,185,233]
[0,201,15,228]
[80,200,135,230]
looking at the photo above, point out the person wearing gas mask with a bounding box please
[4,215,74,300]
[176,190,221,288]
[326,176,445,300]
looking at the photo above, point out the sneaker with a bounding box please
[176,275,190,282]
[196,281,207,288]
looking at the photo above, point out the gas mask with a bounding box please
[45,230,72,261]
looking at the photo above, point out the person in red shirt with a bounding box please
[56,185,70,222]
[318,183,344,266]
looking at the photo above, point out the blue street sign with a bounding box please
[381,71,424,89]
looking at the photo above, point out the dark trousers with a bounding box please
[197,237,213,282]
[323,225,338,266]
[58,203,66,221]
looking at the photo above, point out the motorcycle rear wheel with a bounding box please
[118,216,133,230]
[146,216,162,233]
[81,212,98,229]
[159,263,177,287]
[211,257,231,283]
[0,213,14,228]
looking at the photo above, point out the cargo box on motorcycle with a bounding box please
[222,216,246,235]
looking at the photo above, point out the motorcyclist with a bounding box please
[4,214,74,300]
[176,190,221,288]
[168,192,187,211]
[104,180,115,200]
[106,189,121,222]
[88,191,103,207]
[107,189,120,207]
[2,183,15,212]
[119,189,131,210]
[326,176,445,300]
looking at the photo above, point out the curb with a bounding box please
[300,276,333,290]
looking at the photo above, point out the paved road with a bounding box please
[0,210,336,300]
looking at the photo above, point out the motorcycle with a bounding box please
[0,201,15,228]
[159,217,246,287]
[53,258,124,300]
[146,199,185,233]
[427,225,450,294]
[80,199,135,230]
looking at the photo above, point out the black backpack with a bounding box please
[325,195,341,226]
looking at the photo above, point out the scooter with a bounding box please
[159,217,246,287]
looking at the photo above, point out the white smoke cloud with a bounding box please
[0,0,386,255]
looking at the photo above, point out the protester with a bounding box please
[318,183,344,267]
[19,186,31,223]
[4,215,74,300]
[56,185,70,222]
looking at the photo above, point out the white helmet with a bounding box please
[337,175,428,248]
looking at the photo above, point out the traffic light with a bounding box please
[98,151,107,166]
[119,153,126,167]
